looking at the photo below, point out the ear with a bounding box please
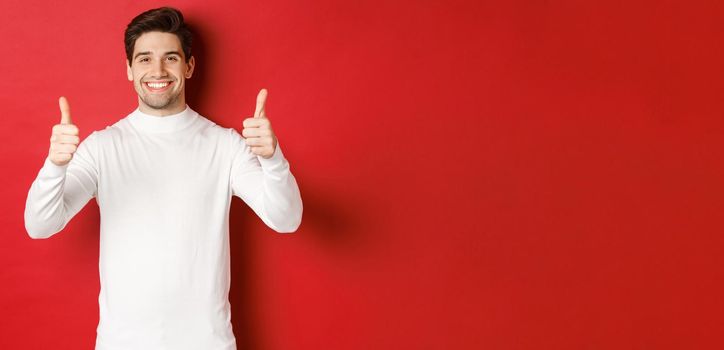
[126,59,133,81]
[185,56,195,79]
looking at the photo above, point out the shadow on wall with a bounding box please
[184,20,211,116]
[294,180,373,253]
[227,174,373,349]
[227,202,260,350]
[185,17,378,349]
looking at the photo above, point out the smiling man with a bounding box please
[127,28,194,116]
[23,7,302,350]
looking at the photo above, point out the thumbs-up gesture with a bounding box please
[48,96,80,166]
[242,88,278,159]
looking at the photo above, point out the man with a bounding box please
[23,7,302,350]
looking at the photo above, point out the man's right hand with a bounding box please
[48,96,80,166]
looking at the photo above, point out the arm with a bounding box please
[24,98,99,239]
[230,129,303,233]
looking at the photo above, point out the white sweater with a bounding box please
[24,105,303,350]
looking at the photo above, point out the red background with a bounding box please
[2,0,724,349]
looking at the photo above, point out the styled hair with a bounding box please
[124,7,193,66]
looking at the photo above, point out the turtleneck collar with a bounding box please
[128,105,198,134]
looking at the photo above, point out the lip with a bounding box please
[144,80,174,93]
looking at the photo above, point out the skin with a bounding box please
[49,30,278,166]
[243,88,278,159]
[126,31,194,116]
[48,96,78,166]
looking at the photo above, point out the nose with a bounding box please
[149,59,167,78]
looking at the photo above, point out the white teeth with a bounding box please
[147,82,170,89]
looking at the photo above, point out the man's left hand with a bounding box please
[242,88,278,159]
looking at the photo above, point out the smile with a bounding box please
[144,81,173,92]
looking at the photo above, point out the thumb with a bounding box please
[59,96,72,125]
[254,88,268,119]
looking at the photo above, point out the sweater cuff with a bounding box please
[258,142,286,169]
[40,156,68,178]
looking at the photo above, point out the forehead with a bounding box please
[133,31,183,56]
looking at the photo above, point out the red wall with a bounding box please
[2,0,724,349]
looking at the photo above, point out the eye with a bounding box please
[139,57,150,63]
[167,56,179,62]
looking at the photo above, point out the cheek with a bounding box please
[133,77,145,92]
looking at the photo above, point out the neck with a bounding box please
[128,104,197,134]
[137,95,187,116]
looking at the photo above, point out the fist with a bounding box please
[242,89,277,159]
[48,96,80,166]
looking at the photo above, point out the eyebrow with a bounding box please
[133,51,182,60]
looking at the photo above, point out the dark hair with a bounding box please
[124,7,193,66]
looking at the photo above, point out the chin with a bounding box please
[145,95,180,110]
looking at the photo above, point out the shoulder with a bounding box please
[193,113,245,143]
[89,117,127,140]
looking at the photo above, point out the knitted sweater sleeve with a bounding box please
[229,129,303,233]
[24,132,99,239]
